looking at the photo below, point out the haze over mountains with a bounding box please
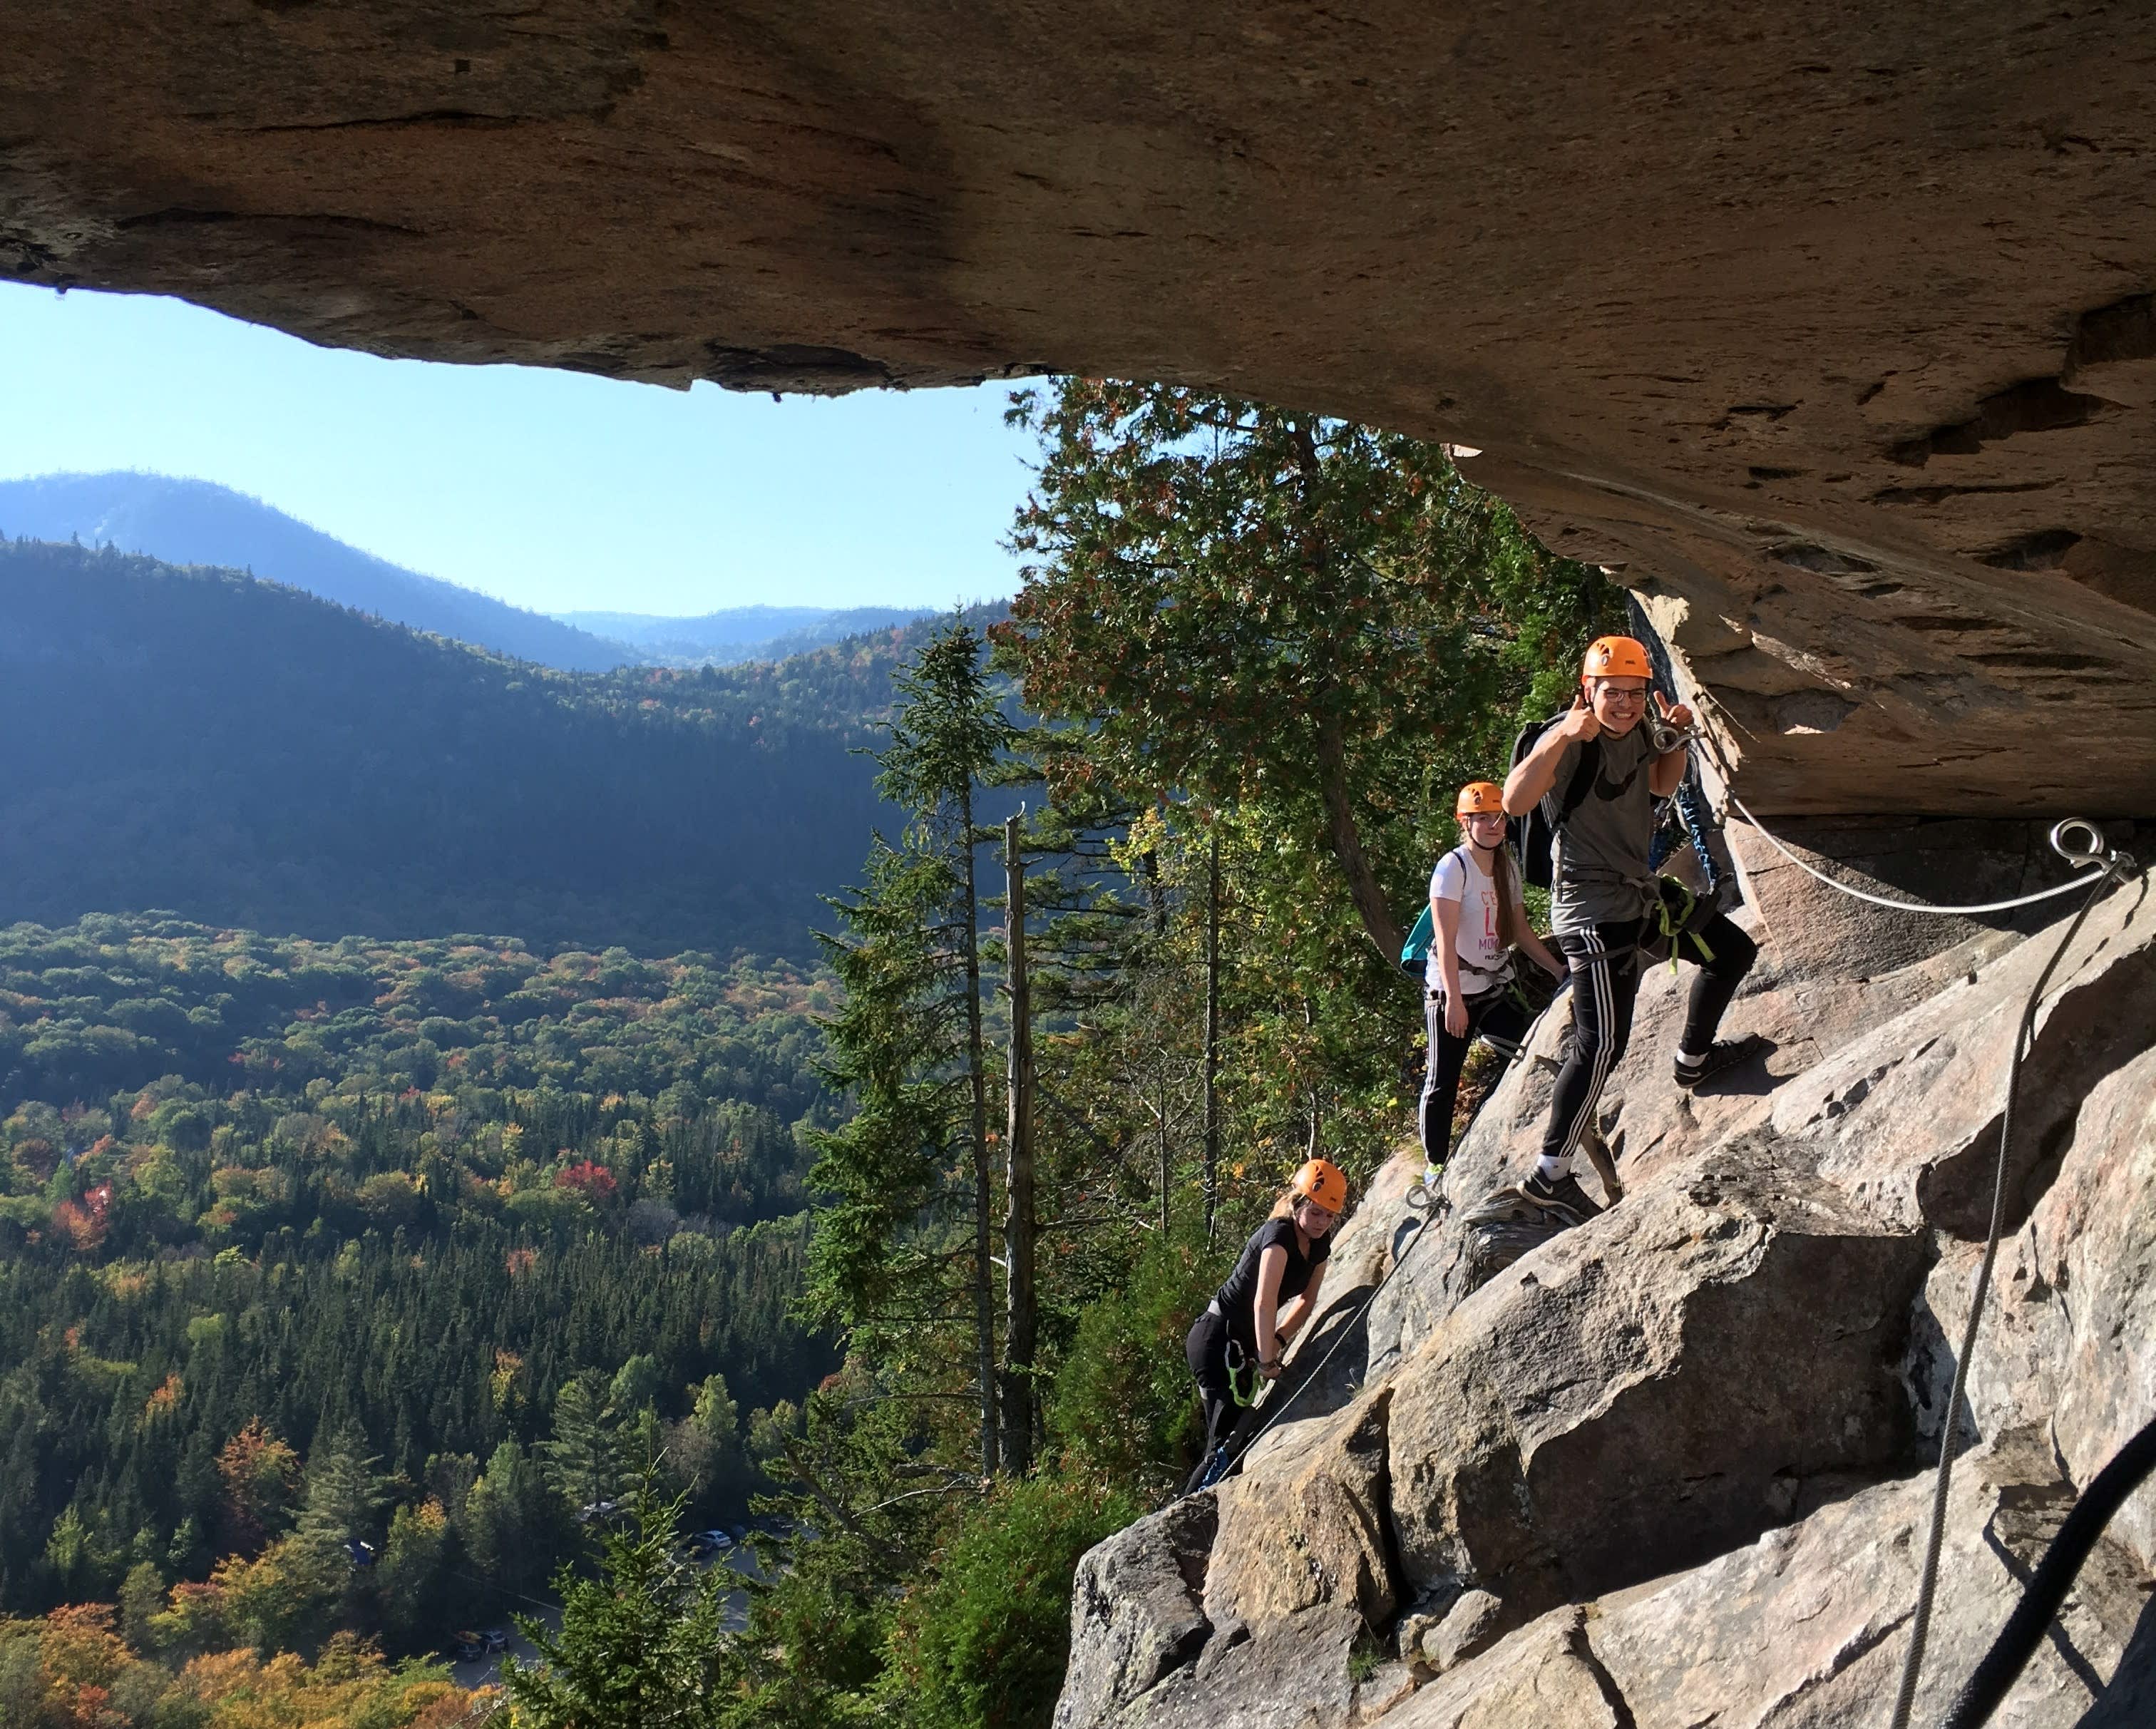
[562,603,933,666]
[0,533,1000,955]
[0,470,635,669]
[0,471,937,672]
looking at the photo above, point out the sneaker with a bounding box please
[1521,1170,1603,1226]
[1673,1035,1769,1092]
[1193,1442,1234,1492]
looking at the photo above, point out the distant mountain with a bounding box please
[0,537,1007,956]
[559,602,935,666]
[0,471,640,672]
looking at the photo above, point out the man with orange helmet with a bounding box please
[1418,780,1564,1184]
[1184,1156,1347,1491]
[1501,635,1760,1226]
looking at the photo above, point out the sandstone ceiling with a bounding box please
[4,3,2152,817]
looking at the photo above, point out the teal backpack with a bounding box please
[1398,903,1435,975]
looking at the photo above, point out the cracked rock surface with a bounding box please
[6,6,2155,814]
[1055,862,2156,1728]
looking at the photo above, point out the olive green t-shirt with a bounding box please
[1543,725,1659,933]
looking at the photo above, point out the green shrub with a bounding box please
[878,1472,1142,1729]
[1046,1221,1227,1489]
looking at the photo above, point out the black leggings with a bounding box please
[1184,1308,1243,1492]
[1538,913,1757,1166]
[1418,984,1534,1167]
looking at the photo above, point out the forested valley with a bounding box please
[2,380,1621,1729]
[0,917,839,1722]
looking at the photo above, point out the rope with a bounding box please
[1196,1193,1444,1490]
[1724,787,2109,915]
[1885,851,2128,1729]
[1943,1410,2156,1728]
[1673,776,1725,896]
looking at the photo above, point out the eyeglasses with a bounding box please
[1593,684,1648,705]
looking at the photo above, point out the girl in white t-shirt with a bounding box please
[1420,781,1564,1180]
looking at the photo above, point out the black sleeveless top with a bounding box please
[1213,1217,1330,1351]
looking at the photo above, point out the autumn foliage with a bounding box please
[0,1604,473,1728]
[553,1159,618,1203]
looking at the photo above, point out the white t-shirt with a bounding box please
[1427,846,1516,995]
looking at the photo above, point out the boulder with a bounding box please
[1059,1393,1400,1729]
[1386,1139,1923,1624]
[1920,1041,2156,1572]
[1420,1589,1503,1673]
[1055,1494,1218,1729]
[1205,1392,1397,1638]
[1375,1610,1626,1729]
[1417,1432,2152,1729]
[1772,874,2156,1236]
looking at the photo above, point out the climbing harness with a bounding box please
[1638,875,1719,975]
[1190,1191,1447,1492]
[1222,1337,1264,1410]
[1942,1410,2156,1728]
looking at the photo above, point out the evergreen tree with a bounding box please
[500,1468,734,1729]
[465,1440,560,1599]
[540,1376,621,1520]
[806,620,1017,1477]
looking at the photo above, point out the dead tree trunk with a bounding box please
[960,786,997,1479]
[1000,813,1036,1475]
[1203,824,1222,1244]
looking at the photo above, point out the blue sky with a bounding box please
[0,282,1040,615]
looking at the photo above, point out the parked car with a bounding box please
[481,1628,510,1653]
[684,1528,733,1558]
[448,1632,484,1663]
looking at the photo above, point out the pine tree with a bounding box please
[539,1375,621,1521]
[806,620,1017,1477]
[500,1467,733,1729]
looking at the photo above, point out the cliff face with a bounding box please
[1055,838,2156,1727]
[4,5,2154,815]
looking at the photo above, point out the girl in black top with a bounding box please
[1183,1157,1348,1492]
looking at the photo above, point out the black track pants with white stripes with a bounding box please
[1419,986,1534,1168]
[1539,922,1645,1168]
[1537,913,1756,1166]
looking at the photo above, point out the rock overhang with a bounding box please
[5,1,2153,815]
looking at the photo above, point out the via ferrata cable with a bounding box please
[1680,730,2145,1724]
[1865,833,2132,1729]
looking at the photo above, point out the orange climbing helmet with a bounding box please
[1581,635,1654,682]
[1290,1157,1349,1215]
[1455,781,1505,818]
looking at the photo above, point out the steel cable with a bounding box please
[1942,1411,2156,1728]
[1885,851,2129,1729]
